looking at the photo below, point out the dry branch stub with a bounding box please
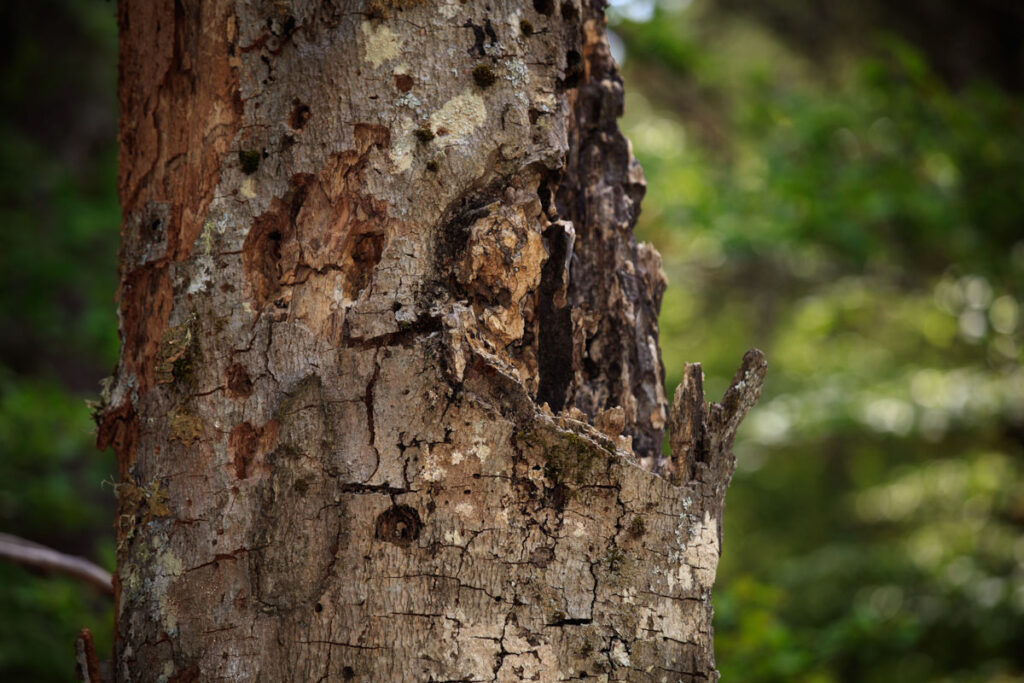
[103,0,765,679]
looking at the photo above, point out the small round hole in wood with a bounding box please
[374,505,422,547]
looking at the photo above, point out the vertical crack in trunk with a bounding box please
[536,221,575,412]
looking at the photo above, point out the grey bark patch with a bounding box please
[224,362,253,398]
[251,443,342,611]
[123,200,170,268]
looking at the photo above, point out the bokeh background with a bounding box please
[1,0,1022,679]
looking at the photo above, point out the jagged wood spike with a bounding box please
[669,349,767,486]
[711,348,769,450]
[668,362,707,485]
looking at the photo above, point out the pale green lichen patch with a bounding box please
[239,177,257,198]
[361,21,400,67]
[198,215,230,256]
[168,407,203,444]
[535,425,612,487]
[429,92,487,148]
[155,319,199,386]
[504,57,529,88]
[601,546,639,588]
[389,116,416,172]
[115,479,172,554]
[117,479,172,524]
[142,545,185,638]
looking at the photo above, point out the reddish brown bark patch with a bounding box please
[97,402,140,476]
[394,73,414,92]
[167,662,200,683]
[118,0,243,259]
[114,0,242,408]
[345,233,386,297]
[241,190,298,309]
[117,264,175,394]
[229,423,259,479]
[227,420,278,479]
[225,362,254,398]
[288,101,311,130]
[241,124,395,310]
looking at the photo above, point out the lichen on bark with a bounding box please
[101,0,764,680]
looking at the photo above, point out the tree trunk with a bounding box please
[98,0,765,680]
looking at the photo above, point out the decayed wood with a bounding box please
[100,0,763,679]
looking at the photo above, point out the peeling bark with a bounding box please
[101,0,764,680]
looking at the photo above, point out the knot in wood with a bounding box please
[374,505,422,546]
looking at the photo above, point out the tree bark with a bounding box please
[98,0,765,680]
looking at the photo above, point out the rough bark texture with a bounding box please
[99,0,765,680]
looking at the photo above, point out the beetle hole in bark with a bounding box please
[288,101,311,130]
[561,1,579,22]
[560,71,582,90]
[544,482,570,510]
[226,362,253,398]
[434,200,489,288]
[533,0,555,16]
[343,232,386,297]
[394,73,413,92]
[535,167,562,219]
[267,13,296,39]
[239,149,262,175]
[228,423,260,479]
[374,505,421,546]
[242,206,293,308]
[342,666,355,680]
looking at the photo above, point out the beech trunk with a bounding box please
[98,0,765,680]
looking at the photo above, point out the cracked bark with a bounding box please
[99,0,765,680]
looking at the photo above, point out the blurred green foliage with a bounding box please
[615,1,1024,680]
[0,0,119,678]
